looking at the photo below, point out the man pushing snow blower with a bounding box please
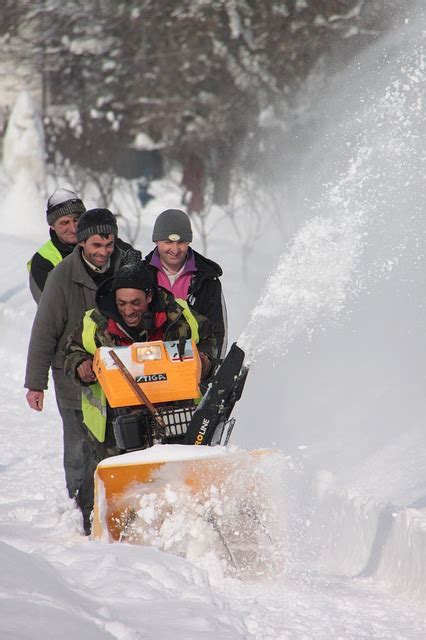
[64,259,218,533]
[62,250,281,577]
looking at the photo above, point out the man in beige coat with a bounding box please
[24,208,133,532]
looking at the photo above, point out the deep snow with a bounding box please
[1,232,425,639]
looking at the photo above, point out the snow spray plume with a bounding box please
[239,16,425,366]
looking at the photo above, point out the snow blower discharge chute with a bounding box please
[91,340,250,541]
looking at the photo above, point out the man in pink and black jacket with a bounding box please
[145,209,227,359]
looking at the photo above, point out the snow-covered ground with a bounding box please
[1,7,425,639]
[0,242,425,638]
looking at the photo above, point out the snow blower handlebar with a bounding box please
[108,349,166,431]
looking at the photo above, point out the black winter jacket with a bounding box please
[145,248,227,358]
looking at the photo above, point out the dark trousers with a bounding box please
[79,418,120,532]
[56,398,118,534]
[56,399,85,499]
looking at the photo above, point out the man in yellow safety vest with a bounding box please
[64,259,216,534]
[28,188,86,303]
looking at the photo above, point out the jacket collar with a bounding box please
[49,228,75,256]
[70,246,120,291]
[149,247,197,275]
[145,247,222,280]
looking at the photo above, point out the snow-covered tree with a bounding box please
[1,91,45,238]
[2,0,409,210]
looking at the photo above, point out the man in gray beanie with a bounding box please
[24,208,136,535]
[146,208,227,358]
[152,208,193,244]
[28,188,86,303]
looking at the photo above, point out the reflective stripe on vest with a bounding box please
[175,298,203,404]
[175,298,200,344]
[27,240,63,272]
[81,309,107,443]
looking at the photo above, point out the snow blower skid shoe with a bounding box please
[90,340,251,542]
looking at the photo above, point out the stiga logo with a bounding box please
[135,373,167,383]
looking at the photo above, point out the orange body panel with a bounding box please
[92,449,274,541]
[93,460,167,540]
[92,340,201,408]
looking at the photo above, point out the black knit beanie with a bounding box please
[152,209,193,243]
[111,261,154,293]
[46,188,86,225]
[77,208,118,242]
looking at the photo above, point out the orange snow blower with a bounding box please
[92,340,249,541]
[92,340,201,408]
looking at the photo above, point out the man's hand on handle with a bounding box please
[199,352,212,379]
[77,358,96,383]
[26,390,44,411]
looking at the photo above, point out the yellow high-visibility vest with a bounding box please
[81,310,108,442]
[27,240,62,271]
[175,298,200,344]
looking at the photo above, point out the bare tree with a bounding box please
[2,0,409,243]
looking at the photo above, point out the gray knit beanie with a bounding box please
[77,208,118,242]
[152,209,193,243]
[46,188,86,225]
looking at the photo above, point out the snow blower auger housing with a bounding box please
[92,340,249,541]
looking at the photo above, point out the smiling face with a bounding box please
[80,234,115,268]
[51,215,79,245]
[115,288,153,328]
[156,240,189,273]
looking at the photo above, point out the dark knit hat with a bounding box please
[46,188,86,225]
[152,209,193,243]
[111,261,154,293]
[77,208,118,242]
